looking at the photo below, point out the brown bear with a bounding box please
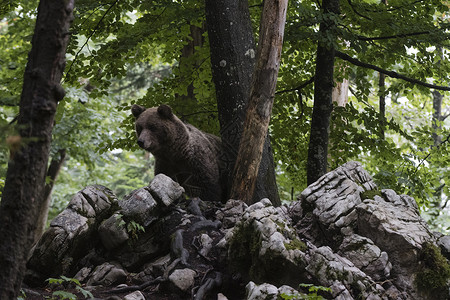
[131,104,224,202]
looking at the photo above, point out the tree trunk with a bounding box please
[205,0,281,205]
[0,1,74,298]
[176,24,205,106]
[229,0,287,204]
[432,47,444,146]
[34,149,66,245]
[379,73,386,139]
[432,90,443,146]
[306,0,340,186]
[332,79,349,107]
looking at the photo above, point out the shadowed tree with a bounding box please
[0,0,74,298]
[227,0,288,204]
[205,0,281,205]
[307,0,340,185]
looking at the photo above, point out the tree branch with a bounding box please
[357,31,433,41]
[415,132,450,174]
[64,0,120,81]
[335,51,450,91]
[276,76,315,94]
[346,0,372,20]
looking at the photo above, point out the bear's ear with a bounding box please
[131,105,146,118]
[157,104,174,119]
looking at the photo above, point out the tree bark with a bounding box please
[0,1,74,298]
[229,0,287,204]
[205,0,281,205]
[332,79,349,107]
[307,0,340,186]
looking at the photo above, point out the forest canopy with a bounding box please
[1,0,450,232]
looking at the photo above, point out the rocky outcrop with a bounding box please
[25,162,450,299]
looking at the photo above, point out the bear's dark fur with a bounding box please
[131,104,224,202]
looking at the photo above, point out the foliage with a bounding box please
[115,212,145,240]
[46,276,94,300]
[280,283,331,300]
[1,0,450,231]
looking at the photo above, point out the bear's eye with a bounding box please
[148,124,157,131]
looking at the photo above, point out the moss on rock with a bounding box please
[284,238,307,252]
[415,242,450,297]
[360,189,382,200]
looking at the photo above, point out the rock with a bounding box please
[217,293,229,300]
[338,234,391,281]
[74,267,92,283]
[293,161,443,299]
[245,282,301,300]
[25,161,450,300]
[226,198,307,286]
[135,254,171,281]
[149,173,185,206]
[98,212,129,250]
[86,262,127,286]
[119,187,158,227]
[435,233,450,260]
[198,233,213,257]
[246,282,278,300]
[305,245,386,299]
[26,185,117,285]
[168,268,196,292]
[124,291,145,300]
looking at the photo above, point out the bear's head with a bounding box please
[131,104,187,155]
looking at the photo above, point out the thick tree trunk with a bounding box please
[306,0,340,186]
[205,0,280,205]
[0,1,74,298]
[229,0,287,204]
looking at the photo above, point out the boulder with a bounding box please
[26,185,118,285]
[25,161,450,300]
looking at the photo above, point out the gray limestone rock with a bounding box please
[123,291,145,300]
[98,212,129,250]
[26,185,117,285]
[245,282,302,300]
[119,187,158,227]
[168,268,196,292]
[149,173,185,206]
[86,262,127,286]
[25,161,450,300]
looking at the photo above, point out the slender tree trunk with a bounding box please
[432,47,444,146]
[329,75,348,169]
[205,0,281,205]
[176,24,205,106]
[34,149,66,245]
[379,73,386,139]
[229,0,287,204]
[332,79,349,107]
[379,0,387,139]
[307,0,340,185]
[432,91,443,146]
[0,1,74,298]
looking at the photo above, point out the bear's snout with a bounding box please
[137,138,146,149]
